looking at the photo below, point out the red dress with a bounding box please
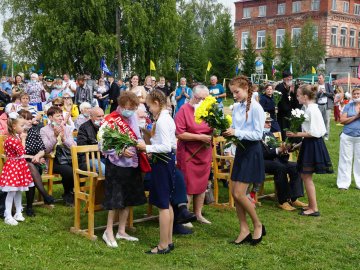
[0,136,33,191]
[175,103,212,195]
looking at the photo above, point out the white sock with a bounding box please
[14,191,23,214]
[5,191,16,218]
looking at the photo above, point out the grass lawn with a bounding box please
[1,117,360,270]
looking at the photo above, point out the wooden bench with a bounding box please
[70,145,154,241]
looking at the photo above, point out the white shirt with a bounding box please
[302,103,326,138]
[146,110,176,153]
[62,80,77,92]
[317,84,327,104]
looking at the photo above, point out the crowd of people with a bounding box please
[0,70,359,254]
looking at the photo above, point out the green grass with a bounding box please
[1,122,360,270]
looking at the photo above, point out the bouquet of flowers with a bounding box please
[272,90,282,117]
[264,135,281,148]
[98,125,137,155]
[194,96,242,149]
[284,108,307,144]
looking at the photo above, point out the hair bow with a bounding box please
[8,112,19,120]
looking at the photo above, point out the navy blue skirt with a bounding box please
[297,137,333,174]
[149,152,176,209]
[231,140,265,184]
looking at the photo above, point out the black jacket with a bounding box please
[261,132,289,162]
[275,82,298,117]
[77,119,100,164]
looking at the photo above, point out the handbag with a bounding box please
[138,152,151,173]
[55,145,72,165]
[204,182,215,205]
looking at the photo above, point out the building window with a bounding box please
[311,0,320,11]
[354,4,360,15]
[332,0,337,10]
[292,1,301,13]
[340,27,347,47]
[291,28,301,41]
[343,1,349,13]
[259,5,267,17]
[243,7,251,18]
[256,30,266,49]
[349,29,355,48]
[241,32,249,50]
[331,27,338,46]
[276,29,285,48]
[278,3,286,15]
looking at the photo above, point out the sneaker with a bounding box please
[14,213,25,222]
[5,216,19,226]
[183,222,194,229]
[278,202,296,211]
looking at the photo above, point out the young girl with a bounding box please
[0,112,33,225]
[287,85,333,216]
[137,90,176,254]
[223,76,266,245]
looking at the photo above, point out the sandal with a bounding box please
[145,246,171,255]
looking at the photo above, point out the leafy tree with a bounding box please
[241,36,257,77]
[276,31,293,77]
[205,11,239,82]
[261,35,275,80]
[293,19,326,75]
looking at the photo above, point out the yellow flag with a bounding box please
[311,66,316,74]
[207,61,212,72]
[150,60,156,71]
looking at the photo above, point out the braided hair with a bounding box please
[229,75,253,121]
[146,89,167,137]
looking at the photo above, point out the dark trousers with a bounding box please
[53,162,74,194]
[0,191,6,218]
[264,159,304,204]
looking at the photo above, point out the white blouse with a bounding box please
[302,103,326,138]
[146,110,176,153]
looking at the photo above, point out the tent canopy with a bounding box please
[332,77,360,85]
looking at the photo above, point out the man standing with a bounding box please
[156,76,171,96]
[75,75,93,106]
[208,76,226,110]
[316,73,334,140]
[175,77,192,113]
[276,71,297,140]
[108,76,121,113]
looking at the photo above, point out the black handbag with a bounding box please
[55,145,72,165]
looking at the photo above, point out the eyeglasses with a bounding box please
[53,104,62,107]
[193,96,205,102]
[63,97,72,100]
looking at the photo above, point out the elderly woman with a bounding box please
[48,78,64,101]
[175,85,212,224]
[259,84,281,132]
[40,106,77,206]
[25,73,45,111]
[74,102,91,130]
[101,91,146,248]
[337,88,360,190]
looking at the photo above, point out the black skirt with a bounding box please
[231,140,265,184]
[103,159,147,210]
[297,137,333,174]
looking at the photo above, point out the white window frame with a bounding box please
[340,27,347,47]
[343,1,349,13]
[332,0,337,10]
[292,1,301,13]
[354,4,360,15]
[276,29,285,48]
[256,30,266,49]
[349,29,355,48]
[291,28,301,41]
[331,27,338,46]
[277,3,286,15]
[241,32,249,50]
[259,5,267,17]
[311,0,320,11]
[243,7,251,19]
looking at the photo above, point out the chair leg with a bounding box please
[127,207,134,228]
[214,178,219,204]
[147,204,153,217]
[74,196,81,231]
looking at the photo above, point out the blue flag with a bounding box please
[100,56,112,75]
[1,63,6,70]
[175,61,181,73]
[235,64,239,75]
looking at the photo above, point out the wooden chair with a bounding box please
[211,136,235,209]
[70,145,154,241]
[0,135,6,170]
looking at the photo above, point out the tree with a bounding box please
[293,19,326,75]
[277,31,293,77]
[261,35,276,80]
[205,11,239,82]
[241,36,257,77]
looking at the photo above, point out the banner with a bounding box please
[100,56,112,75]
[207,61,212,72]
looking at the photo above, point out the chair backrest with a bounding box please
[212,136,227,157]
[273,132,282,142]
[0,134,7,171]
[212,136,233,176]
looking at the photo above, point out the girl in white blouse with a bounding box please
[137,90,176,255]
[287,85,333,217]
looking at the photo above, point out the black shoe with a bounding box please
[168,243,175,251]
[230,233,252,245]
[251,225,266,246]
[145,246,171,255]
[175,206,197,224]
[299,210,320,217]
[26,208,36,217]
[62,193,74,207]
[173,223,193,235]
[44,195,55,205]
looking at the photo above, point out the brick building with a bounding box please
[234,0,360,79]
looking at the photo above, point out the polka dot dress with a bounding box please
[0,136,33,192]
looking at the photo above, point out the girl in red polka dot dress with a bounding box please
[0,112,33,226]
